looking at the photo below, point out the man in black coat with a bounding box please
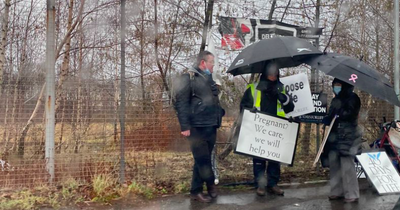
[173,50,224,203]
[240,62,294,196]
[321,78,362,203]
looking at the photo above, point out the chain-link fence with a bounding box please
[0,70,395,191]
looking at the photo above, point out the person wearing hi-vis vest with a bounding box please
[240,62,294,196]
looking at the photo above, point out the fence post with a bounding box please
[119,0,126,184]
[394,0,399,119]
[45,0,56,184]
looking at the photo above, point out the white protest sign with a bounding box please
[313,116,337,167]
[235,109,300,165]
[356,151,400,195]
[280,73,314,117]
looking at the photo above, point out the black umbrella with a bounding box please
[303,53,400,106]
[227,36,322,76]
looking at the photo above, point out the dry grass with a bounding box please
[0,141,329,210]
[0,112,332,210]
[0,119,328,187]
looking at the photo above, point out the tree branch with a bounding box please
[324,9,341,52]
[55,0,85,59]
[280,0,291,22]
[268,0,277,20]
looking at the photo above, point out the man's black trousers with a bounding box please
[188,126,216,194]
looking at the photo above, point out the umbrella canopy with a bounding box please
[303,53,400,107]
[227,36,322,76]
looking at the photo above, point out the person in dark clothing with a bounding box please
[321,78,362,203]
[240,62,294,196]
[173,50,224,203]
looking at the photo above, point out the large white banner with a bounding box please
[235,109,300,165]
[356,151,400,195]
[280,73,314,117]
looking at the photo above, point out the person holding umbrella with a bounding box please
[240,62,294,196]
[321,78,362,203]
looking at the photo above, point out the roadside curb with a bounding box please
[221,180,329,188]
[279,179,328,187]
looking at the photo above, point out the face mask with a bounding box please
[204,69,211,75]
[333,86,341,95]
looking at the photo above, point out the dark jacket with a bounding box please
[323,79,361,127]
[322,78,362,157]
[173,67,224,131]
[240,75,295,115]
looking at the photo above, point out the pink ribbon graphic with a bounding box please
[349,74,358,83]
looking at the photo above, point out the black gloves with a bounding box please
[322,115,340,125]
[321,116,331,125]
[250,107,258,113]
[278,93,288,104]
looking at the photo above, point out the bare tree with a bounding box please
[56,0,75,153]
[0,0,11,94]
[55,0,85,114]
[154,0,176,100]
[17,0,36,156]
[1,0,11,156]
[73,19,85,153]
[2,0,17,156]
[139,0,146,104]
[200,0,214,52]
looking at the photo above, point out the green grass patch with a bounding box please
[92,174,119,203]
[128,182,155,199]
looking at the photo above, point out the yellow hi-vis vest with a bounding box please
[247,83,286,117]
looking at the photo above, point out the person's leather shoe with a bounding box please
[190,193,212,203]
[267,186,284,195]
[256,187,266,196]
[207,184,218,198]
[328,195,344,200]
[344,198,358,203]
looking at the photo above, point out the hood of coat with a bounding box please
[332,78,354,98]
[189,67,209,79]
[256,74,284,92]
[256,62,282,92]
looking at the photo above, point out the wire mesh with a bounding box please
[0,72,395,189]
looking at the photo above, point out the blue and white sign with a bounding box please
[356,151,400,195]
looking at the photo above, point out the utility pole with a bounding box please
[315,0,321,172]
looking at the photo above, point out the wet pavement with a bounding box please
[128,179,400,210]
